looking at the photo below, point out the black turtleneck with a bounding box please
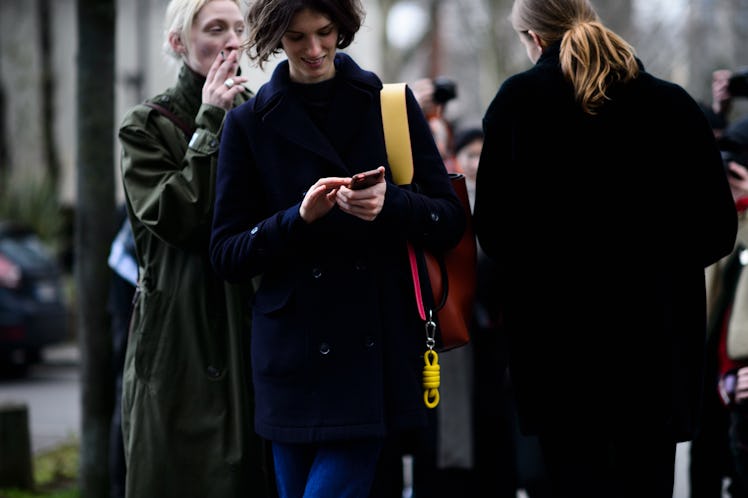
[290,77,337,132]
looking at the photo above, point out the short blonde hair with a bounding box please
[163,0,243,60]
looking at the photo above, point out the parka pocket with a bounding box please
[131,288,171,382]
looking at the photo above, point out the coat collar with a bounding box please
[172,64,206,118]
[536,39,646,73]
[254,52,381,111]
[252,53,383,173]
[537,40,562,68]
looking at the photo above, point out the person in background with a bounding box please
[712,69,735,128]
[411,77,461,174]
[693,70,731,146]
[699,101,728,141]
[208,0,465,495]
[106,207,137,498]
[689,102,740,498]
[453,127,483,205]
[708,67,748,138]
[117,1,272,496]
[710,115,748,496]
[473,1,737,497]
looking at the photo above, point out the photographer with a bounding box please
[710,68,748,134]
[411,77,461,173]
[702,115,748,497]
[713,69,734,119]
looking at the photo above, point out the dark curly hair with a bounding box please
[243,0,365,69]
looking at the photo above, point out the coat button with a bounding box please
[312,268,323,279]
[430,212,440,222]
[364,336,375,348]
[206,366,222,379]
[319,342,331,355]
[250,226,259,235]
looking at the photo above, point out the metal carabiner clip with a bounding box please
[425,309,437,351]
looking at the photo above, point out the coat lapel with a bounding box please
[258,56,379,176]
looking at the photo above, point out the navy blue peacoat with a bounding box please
[210,53,465,444]
[474,42,737,441]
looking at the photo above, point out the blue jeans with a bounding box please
[272,439,383,498]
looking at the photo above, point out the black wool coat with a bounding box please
[210,53,465,444]
[474,42,737,441]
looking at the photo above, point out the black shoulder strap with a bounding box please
[144,101,195,139]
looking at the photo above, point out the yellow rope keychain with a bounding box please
[422,311,440,408]
[423,349,440,408]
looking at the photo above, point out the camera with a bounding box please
[728,70,748,97]
[432,76,457,104]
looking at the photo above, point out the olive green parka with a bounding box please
[118,65,271,498]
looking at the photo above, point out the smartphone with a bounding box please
[350,168,384,190]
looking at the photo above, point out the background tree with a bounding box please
[75,0,116,496]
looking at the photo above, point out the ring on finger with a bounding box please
[224,78,235,89]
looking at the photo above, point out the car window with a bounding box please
[0,235,56,269]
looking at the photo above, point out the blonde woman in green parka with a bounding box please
[117,1,273,496]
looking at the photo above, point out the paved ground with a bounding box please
[2,342,731,497]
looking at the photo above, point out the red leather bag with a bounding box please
[421,173,476,350]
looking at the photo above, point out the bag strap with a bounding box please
[381,82,440,409]
[144,101,195,139]
[380,83,427,321]
[380,84,449,318]
[381,83,414,185]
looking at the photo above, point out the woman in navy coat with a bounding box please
[209,0,464,495]
[473,0,737,497]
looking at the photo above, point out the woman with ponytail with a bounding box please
[473,0,737,496]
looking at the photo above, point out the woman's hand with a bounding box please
[712,69,733,116]
[203,50,248,110]
[300,178,350,223]
[336,166,386,221]
[736,366,748,403]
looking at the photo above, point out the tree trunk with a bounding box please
[75,0,116,497]
[38,0,60,186]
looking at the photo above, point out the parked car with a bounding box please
[0,221,69,372]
